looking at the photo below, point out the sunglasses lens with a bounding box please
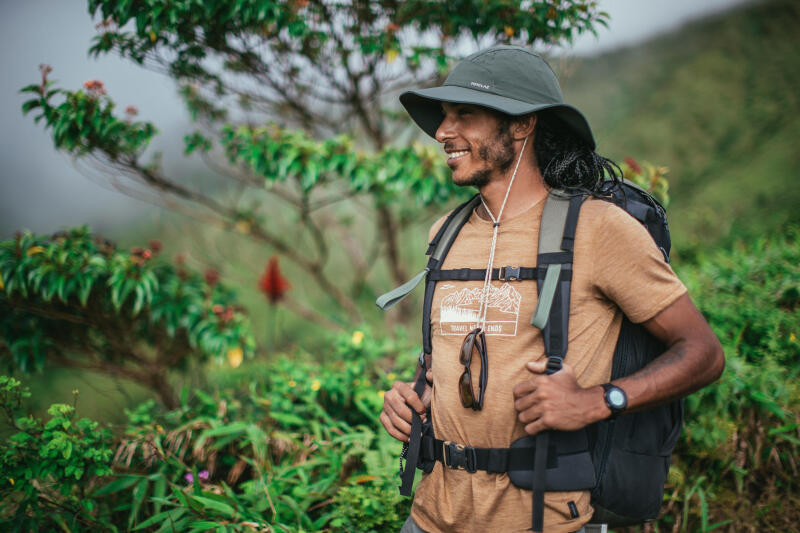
[459,369,474,407]
[460,331,476,365]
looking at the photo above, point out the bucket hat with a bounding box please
[400,45,595,149]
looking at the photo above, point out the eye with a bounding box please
[458,108,472,116]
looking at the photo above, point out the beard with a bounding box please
[454,128,516,188]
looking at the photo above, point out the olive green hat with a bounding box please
[400,45,596,149]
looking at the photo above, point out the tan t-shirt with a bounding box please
[410,196,687,533]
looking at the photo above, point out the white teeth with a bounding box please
[447,151,468,160]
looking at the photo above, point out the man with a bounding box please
[379,45,724,533]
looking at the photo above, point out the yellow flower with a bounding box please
[235,220,251,234]
[149,31,157,42]
[378,390,385,399]
[387,373,397,381]
[156,424,164,433]
[386,49,399,63]
[791,333,797,343]
[351,331,364,346]
[72,389,79,395]
[26,246,46,256]
[504,26,515,38]
[227,347,243,368]
[288,380,297,388]
[0,276,4,291]
[8,478,14,486]
[311,379,321,391]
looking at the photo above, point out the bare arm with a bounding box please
[513,293,725,434]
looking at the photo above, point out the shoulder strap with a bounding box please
[421,194,481,354]
[375,194,480,312]
[529,190,586,533]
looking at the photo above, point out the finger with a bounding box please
[526,360,547,374]
[517,404,544,425]
[396,381,427,415]
[524,417,549,436]
[513,391,542,413]
[386,406,413,437]
[380,411,409,442]
[512,377,539,399]
[386,392,415,426]
[425,368,433,384]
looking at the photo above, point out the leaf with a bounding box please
[94,474,142,495]
[190,495,236,517]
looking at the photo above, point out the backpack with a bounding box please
[376,180,684,528]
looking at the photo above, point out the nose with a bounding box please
[435,112,455,143]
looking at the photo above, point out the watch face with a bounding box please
[608,389,625,408]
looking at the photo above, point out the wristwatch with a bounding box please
[602,383,628,419]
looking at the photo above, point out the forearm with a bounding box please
[583,331,724,424]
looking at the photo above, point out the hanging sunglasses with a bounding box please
[459,328,488,410]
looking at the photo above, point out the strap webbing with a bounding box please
[530,263,562,329]
[376,268,429,310]
[399,366,428,496]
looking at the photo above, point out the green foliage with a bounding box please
[0,377,115,530]
[220,125,463,207]
[1,329,417,532]
[21,70,156,161]
[662,230,800,530]
[0,227,255,406]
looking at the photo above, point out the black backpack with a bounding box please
[376,180,683,528]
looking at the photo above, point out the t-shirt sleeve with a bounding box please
[589,202,687,323]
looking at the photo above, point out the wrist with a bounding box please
[584,385,613,423]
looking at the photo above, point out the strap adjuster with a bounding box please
[499,266,521,281]
[546,356,563,375]
[442,441,477,473]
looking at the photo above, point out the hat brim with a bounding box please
[400,85,595,150]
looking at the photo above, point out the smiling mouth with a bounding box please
[447,150,469,161]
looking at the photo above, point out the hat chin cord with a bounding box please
[475,135,529,332]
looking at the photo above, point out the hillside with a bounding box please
[560,0,800,258]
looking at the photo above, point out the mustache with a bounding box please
[443,142,470,152]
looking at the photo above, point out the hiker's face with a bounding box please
[436,103,515,188]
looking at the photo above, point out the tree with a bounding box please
[21,0,609,328]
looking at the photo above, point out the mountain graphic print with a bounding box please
[439,282,522,336]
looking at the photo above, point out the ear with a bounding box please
[511,114,537,140]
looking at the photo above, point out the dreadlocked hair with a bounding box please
[532,111,622,196]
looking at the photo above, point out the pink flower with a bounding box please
[198,470,209,481]
[184,472,194,484]
[83,79,107,97]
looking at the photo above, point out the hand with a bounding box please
[512,360,607,436]
[380,372,432,443]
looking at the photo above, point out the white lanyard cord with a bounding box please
[476,135,528,332]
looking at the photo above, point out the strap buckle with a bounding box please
[546,356,563,375]
[442,441,477,473]
[499,265,521,281]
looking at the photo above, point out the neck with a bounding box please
[476,140,548,221]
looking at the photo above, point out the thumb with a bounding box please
[526,359,547,374]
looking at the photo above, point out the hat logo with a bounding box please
[470,81,491,90]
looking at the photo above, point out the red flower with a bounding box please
[386,22,400,32]
[142,249,152,260]
[148,240,162,253]
[258,256,291,304]
[624,156,642,175]
[204,268,220,287]
[125,105,139,116]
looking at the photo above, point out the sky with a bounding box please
[0,0,755,239]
